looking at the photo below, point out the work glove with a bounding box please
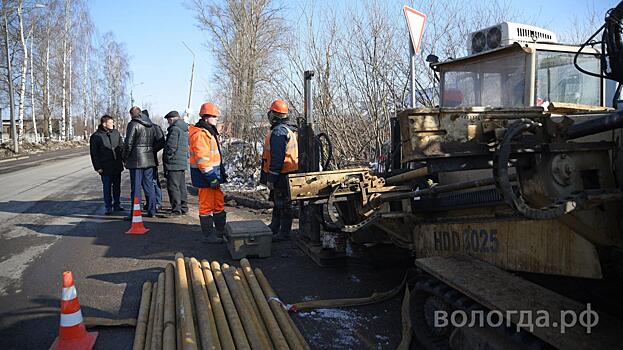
[267,181,274,190]
[210,179,220,189]
[220,167,228,184]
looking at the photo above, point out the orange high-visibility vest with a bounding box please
[189,125,222,187]
[262,126,298,174]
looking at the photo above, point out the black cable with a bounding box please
[315,132,333,170]
[573,23,607,79]
[574,3,623,84]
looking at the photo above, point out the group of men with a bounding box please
[89,99,298,243]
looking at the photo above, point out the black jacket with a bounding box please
[89,125,124,176]
[123,113,160,169]
[164,119,189,171]
[143,114,165,166]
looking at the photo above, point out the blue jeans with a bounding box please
[146,166,162,208]
[130,168,156,216]
[101,173,121,210]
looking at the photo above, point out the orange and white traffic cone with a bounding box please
[126,196,149,235]
[50,271,98,350]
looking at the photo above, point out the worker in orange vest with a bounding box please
[260,99,298,241]
[189,102,227,243]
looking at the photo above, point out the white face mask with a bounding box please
[207,117,218,126]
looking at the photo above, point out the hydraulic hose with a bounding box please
[315,132,334,170]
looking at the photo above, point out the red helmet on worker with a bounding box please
[199,102,220,117]
[270,99,288,114]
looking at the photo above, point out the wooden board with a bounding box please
[415,255,623,350]
[548,101,613,114]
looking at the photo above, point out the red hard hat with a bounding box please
[199,102,220,117]
[270,99,288,114]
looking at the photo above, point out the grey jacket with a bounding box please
[164,119,189,171]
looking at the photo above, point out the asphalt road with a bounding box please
[0,150,407,349]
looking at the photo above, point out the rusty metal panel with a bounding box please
[396,106,548,163]
[413,219,602,279]
[287,168,380,201]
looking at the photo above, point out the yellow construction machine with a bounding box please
[290,3,623,349]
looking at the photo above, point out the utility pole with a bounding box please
[4,4,18,153]
[130,82,143,108]
[182,41,195,119]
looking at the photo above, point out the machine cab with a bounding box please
[435,22,606,109]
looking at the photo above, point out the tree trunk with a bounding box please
[44,37,51,140]
[30,29,38,143]
[83,43,88,139]
[17,2,27,144]
[67,46,73,140]
[4,3,18,153]
[60,0,70,141]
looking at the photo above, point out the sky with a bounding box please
[89,0,617,118]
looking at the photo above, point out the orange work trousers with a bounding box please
[198,187,224,215]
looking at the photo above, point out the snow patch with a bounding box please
[298,308,365,348]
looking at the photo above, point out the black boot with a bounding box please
[213,211,227,240]
[200,215,223,244]
[268,208,281,235]
[273,208,293,242]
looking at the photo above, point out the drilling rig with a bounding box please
[290,2,623,349]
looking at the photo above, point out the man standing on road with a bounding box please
[260,99,298,241]
[189,102,227,243]
[123,106,158,217]
[142,109,166,212]
[163,111,189,216]
[89,115,125,215]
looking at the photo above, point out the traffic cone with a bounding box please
[50,271,98,350]
[126,196,149,235]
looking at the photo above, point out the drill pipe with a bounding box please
[236,267,272,347]
[255,268,309,350]
[240,259,289,350]
[189,258,221,350]
[384,166,428,185]
[132,281,152,350]
[222,265,272,349]
[211,261,250,350]
[144,281,158,350]
[185,257,200,342]
[201,260,236,350]
[163,264,176,350]
[151,272,165,350]
[175,253,198,350]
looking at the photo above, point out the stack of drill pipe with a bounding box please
[133,253,309,350]
[222,263,272,349]
[210,261,250,349]
[240,259,289,350]
[201,260,235,350]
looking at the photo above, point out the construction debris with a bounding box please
[132,252,309,350]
